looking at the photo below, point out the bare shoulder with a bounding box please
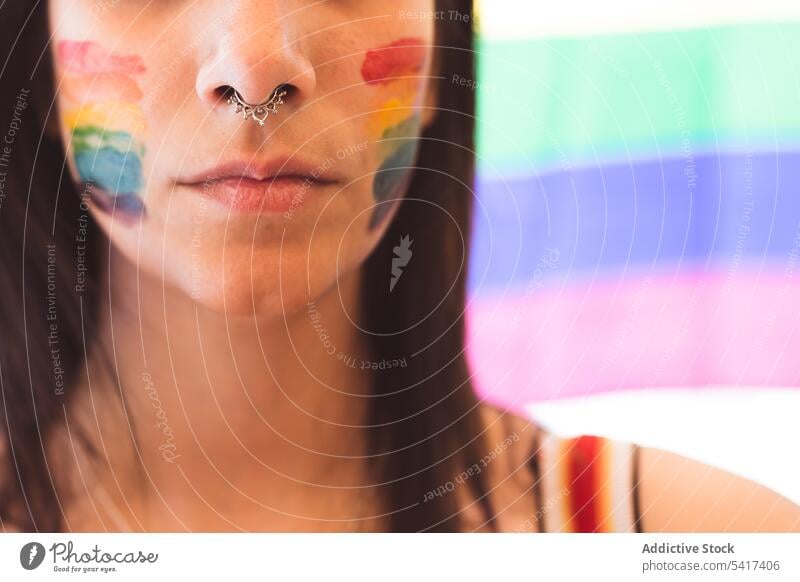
[638,446,800,532]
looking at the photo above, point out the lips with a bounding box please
[177,158,339,214]
[199,175,318,212]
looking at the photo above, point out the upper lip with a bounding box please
[176,156,340,185]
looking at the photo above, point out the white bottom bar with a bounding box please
[2,533,798,581]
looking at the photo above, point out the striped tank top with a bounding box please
[530,427,644,533]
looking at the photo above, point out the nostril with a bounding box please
[215,85,236,104]
[215,83,295,106]
[275,83,296,103]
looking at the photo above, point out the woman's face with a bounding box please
[49,0,437,315]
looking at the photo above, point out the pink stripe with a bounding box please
[57,41,145,76]
[467,267,800,408]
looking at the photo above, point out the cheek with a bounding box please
[55,40,148,222]
[359,37,430,231]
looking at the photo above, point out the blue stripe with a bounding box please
[470,151,800,292]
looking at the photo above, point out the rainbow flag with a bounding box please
[467,2,800,405]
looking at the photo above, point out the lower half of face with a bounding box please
[51,0,437,317]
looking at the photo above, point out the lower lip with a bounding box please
[190,176,327,213]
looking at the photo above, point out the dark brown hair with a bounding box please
[0,0,491,532]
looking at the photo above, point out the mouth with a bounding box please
[176,157,340,213]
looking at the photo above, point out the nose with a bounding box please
[195,6,316,116]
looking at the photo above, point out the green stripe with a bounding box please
[476,22,800,172]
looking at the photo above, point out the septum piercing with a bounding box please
[227,86,288,126]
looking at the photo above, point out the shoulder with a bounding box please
[466,403,800,533]
[637,445,800,532]
[468,403,640,532]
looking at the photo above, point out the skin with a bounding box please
[637,447,800,533]
[47,0,439,532]
[42,1,799,532]
[50,0,437,318]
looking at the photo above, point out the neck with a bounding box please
[68,246,377,530]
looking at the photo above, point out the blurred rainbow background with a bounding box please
[467,1,800,407]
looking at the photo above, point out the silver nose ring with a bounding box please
[227,86,288,126]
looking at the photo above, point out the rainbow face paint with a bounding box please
[361,38,427,230]
[360,38,427,86]
[56,40,147,220]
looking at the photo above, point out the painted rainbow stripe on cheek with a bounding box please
[58,40,146,76]
[361,38,427,85]
[57,41,147,220]
[61,74,144,103]
[361,38,427,231]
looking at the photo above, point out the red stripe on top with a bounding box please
[566,435,605,533]
[360,38,427,85]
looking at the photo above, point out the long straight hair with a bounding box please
[0,0,492,532]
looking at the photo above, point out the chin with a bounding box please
[176,268,309,320]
